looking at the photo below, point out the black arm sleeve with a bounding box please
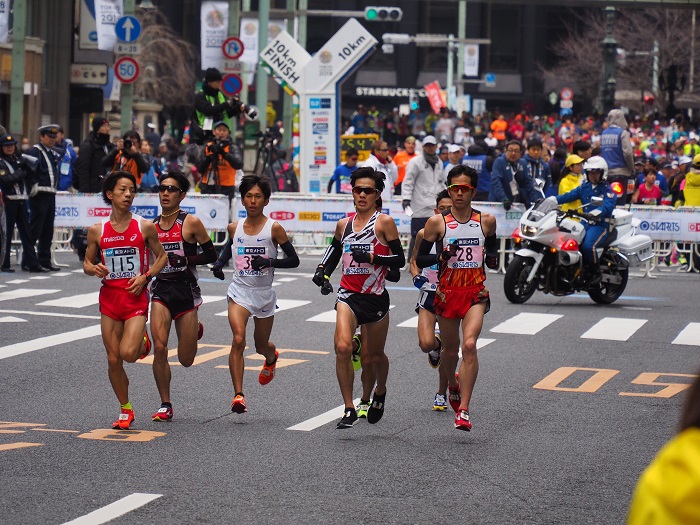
[416,238,439,268]
[272,241,299,269]
[327,179,334,193]
[187,240,217,265]
[223,150,244,170]
[215,238,233,265]
[372,238,406,268]
[484,233,498,255]
[319,237,342,276]
[102,147,119,169]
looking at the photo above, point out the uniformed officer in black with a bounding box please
[0,134,45,272]
[26,125,62,271]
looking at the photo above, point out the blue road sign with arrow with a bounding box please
[115,16,141,43]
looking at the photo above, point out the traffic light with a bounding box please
[364,6,403,22]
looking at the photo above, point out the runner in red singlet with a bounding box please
[150,171,218,422]
[84,171,167,430]
[417,165,498,432]
[312,167,405,429]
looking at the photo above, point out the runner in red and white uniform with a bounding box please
[417,165,498,432]
[410,189,453,411]
[210,174,299,415]
[312,166,405,429]
[84,171,167,430]
[150,171,218,422]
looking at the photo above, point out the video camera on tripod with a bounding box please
[207,138,231,157]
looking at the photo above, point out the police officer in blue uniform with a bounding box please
[462,142,493,202]
[600,109,634,206]
[26,125,62,271]
[555,156,617,286]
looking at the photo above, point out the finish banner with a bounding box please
[54,193,230,231]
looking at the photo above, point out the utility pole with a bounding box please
[600,7,617,113]
[447,34,454,106]
[229,0,246,105]
[456,0,466,98]
[121,0,136,133]
[298,0,307,47]
[9,0,27,136]
[256,0,270,124]
[282,0,294,150]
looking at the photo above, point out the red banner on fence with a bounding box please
[424,81,446,114]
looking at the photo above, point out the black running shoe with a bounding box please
[367,392,385,424]
[337,407,358,429]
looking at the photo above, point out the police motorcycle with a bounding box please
[504,183,654,305]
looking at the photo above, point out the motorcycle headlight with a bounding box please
[521,224,537,237]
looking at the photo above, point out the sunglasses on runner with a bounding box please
[158,184,183,193]
[352,186,380,195]
[447,183,475,193]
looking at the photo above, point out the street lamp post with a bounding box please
[600,7,617,114]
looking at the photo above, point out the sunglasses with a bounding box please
[447,183,475,193]
[352,186,380,195]
[158,184,183,193]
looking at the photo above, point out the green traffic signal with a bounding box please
[364,6,402,22]
[366,8,378,20]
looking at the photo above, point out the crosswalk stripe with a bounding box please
[397,315,418,328]
[277,277,297,283]
[61,493,163,525]
[276,299,311,312]
[201,295,227,304]
[0,288,60,302]
[0,324,101,360]
[490,313,563,335]
[37,291,100,308]
[28,276,52,280]
[672,323,700,346]
[287,398,361,431]
[5,279,30,285]
[581,317,647,341]
[0,316,27,323]
[306,310,337,323]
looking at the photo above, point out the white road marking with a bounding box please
[672,323,700,346]
[72,269,85,273]
[201,295,227,304]
[275,299,311,312]
[0,324,101,360]
[0,309,100,320]
[4,279,30,284]
[288,398,361,431]
[0,316,27,323]
[397,315,418,328]
[275,270,314,278]
[306,310,337,323]
[477,338,496,349]
[622,306,653,311]
[580,317,647,341]
[28,276,52,280]
[0,288,60,302]
[37,291,100,308]
[61,493,163,525]
[277,277,297,282]
[490,313,563,335]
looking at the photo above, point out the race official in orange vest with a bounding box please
[197,121,244,201]
[102,131,150,189]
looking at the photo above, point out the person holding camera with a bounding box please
[75,117,116,193]
[0,134,44,272]
[102,131,151,191]
[190,68,254,146]
[197,121,243,202]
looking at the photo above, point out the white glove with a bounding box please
[589,209,602,217]
[29,183,39,197]
[545,196,558,206]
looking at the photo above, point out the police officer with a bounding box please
[190,68,249,146]
[197,120,243,202]
[0,134,45,272]
[26,125,62,271]
[600,109,634,205]
[462,142,493,202]
[554,156,617,287]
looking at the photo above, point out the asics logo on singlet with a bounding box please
[130,233,138,241]
[103,236,124,242]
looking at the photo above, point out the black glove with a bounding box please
[351,249,372,264]
[321,278,333,296]
[386,267,400,282]
[312,266,326,287]
[485,253,499,270]
[413,274,429,289]
[167,252,188,268]
[251,255,272,271]
[211,262,225,280]
[402,199,411,211]
[440,242,460,262]
[581,212,597,222]
[502,199,512,211]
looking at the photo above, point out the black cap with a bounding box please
[0,134,18,146]
[38,124,60,138]
[204,68,223,82]
[92,117,109,134]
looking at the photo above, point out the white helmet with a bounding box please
[583,155,608,181]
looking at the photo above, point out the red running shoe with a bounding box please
[259,350,279,385]
[113,408,135,430]
[231,394,247,414]
[454,410,472,432]
[197,322,204,341]
[140,331,151,360]
[448,385,461,413]
[152,405,173,421]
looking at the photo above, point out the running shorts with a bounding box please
[433,284,490,320]
[415,289,436,314]
[336,288,390,326]
[227,283,276,319]
[151,279,203,320]
[99,285,149,322]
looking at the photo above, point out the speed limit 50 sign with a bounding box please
[114,57,140,84]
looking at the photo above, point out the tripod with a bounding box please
[253,131,278,178]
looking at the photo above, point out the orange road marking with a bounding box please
[0,442,43,451]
